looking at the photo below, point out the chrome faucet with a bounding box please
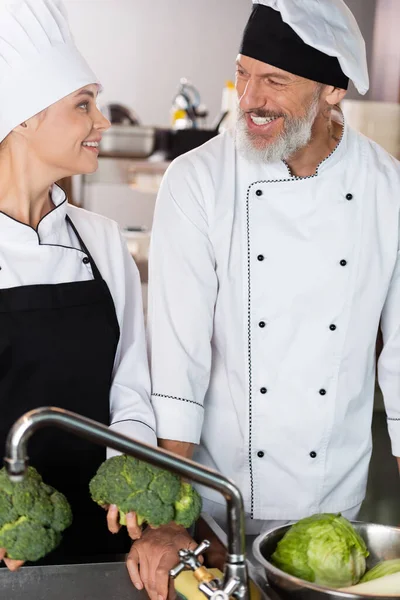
[4,407,249,600]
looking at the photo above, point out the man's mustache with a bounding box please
[238,108,286,120]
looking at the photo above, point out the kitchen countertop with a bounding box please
[98,154,170,171]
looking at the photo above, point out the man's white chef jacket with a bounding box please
[148,116,400,521]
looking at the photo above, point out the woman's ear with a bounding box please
[12,122,29,137]
[12,112,44,138]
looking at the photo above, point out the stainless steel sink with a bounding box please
[0,559,147,600]
[0,514,278,600]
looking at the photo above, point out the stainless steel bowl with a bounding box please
[253,521,400,599]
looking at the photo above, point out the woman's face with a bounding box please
[25,84,110,178]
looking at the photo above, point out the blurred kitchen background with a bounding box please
[63,0,400,524]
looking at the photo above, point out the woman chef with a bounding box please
[0,0,155,567]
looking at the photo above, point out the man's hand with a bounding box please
[126,523,197,600]
[0,548,24,571]
[105,505,142,540]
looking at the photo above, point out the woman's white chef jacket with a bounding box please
[0,185,157,451]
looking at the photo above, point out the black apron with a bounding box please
[0,215,131,562]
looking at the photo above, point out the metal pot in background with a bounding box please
[99,104,155,158]
[253,521,400,600]
[100,125,156,158]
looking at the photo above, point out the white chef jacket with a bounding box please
[0,185,157,450]
[148,115,400,520]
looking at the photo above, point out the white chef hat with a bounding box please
[0,0,100,142]
[240,0,369,95]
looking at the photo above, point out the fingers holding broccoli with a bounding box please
[89,455,202,530]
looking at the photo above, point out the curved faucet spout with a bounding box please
[4,407,248,599]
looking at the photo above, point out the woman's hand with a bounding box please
[0,548,24,571]
[106,505,142,540]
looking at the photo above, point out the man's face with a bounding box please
[235,54,324,163]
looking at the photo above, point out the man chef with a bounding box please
[127,1,400,599]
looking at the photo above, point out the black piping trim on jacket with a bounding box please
[38,241,88,255]
[0,183,68,236]
[110,419,156,433]
[246,187,255,519]
[0,183,67,233]
[245,119,345,519]
[152,393,203,409]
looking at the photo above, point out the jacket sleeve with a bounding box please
[378,245,400,458]
[108,228,157,455]
[147,159,218,444]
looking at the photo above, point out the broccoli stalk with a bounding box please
[118,510,146,527]
[90,455,202,529]
[174,482,203,528]
[0,467,72,562]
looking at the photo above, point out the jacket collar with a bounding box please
[0,184,68,245]
[283,108,347,179]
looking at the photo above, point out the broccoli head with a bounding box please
[90,455,202,529]
[0,466,72,562]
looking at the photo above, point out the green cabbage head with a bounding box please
[271,513,369,588]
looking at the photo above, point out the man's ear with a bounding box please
[325,87,347,106]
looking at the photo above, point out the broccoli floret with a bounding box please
[89,455,138,506]
[0,517,61,562]
[149,469,181,505]
[120,490,175,527]
[0,466,72,562]
[174,482,202,528]
[13,480,55,526]
[90,455,202,529]
[0,494,18,529]
[50,491,73,533]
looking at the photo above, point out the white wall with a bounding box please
[370,0,400,102]
[65,0,378,127]
[65,0,250,127]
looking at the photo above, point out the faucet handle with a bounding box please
[170,539,211,578]
[199,576,241,600]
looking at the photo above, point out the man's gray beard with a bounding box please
[234,91,321,164]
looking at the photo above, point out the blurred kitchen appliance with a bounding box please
[153,126,220,161]
[170,78,209,129]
